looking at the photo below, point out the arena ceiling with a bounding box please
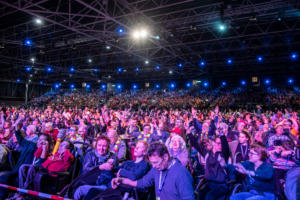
[0,0,299,86]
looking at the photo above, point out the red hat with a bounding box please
[170,127,181,135]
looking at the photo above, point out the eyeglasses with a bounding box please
[249,151,258,156]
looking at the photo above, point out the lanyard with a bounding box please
[157,159,175,197]
[240,144,248,160]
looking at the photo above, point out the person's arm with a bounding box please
[187,133,206,157]
[176,169,195,200]
[119,161,149,180]
[192,118,202,134]
[82,152,98,172]
[220,135,230,162]
[242,161,274,181]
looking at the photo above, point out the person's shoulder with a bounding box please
[261,161,273,169]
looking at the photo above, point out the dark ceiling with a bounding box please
[0,0,299,86]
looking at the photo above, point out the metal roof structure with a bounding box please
[0,0,299,85]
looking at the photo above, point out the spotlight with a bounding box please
[101,84,106,89]
[88,58,92,63]
[106,45,111,50]
[46,66,52,72]
[131,28,149,40]
[70,84,75,89]
[257,56,263,62]
[35,18,43,25]
[132,84,138,89]
[135,67,139,72]
[26,66,31,72]
[86,84,91,89]
[94,68,99,72]
[145,60,149,64]
[264,79,271,85]
[118,67,123,72]
[16,78,20,83]
[277,17,282,21]
[288,78,294,84]
[30,58,35,63]
[241,80,246,86]
[154,35,160,40]
[40,81,43,85]
[98,80,101,83]
[54,83,60,89]
[222,81,227,86]
[200,61,206,66]
[227,58,232,64]
[118,27,124,34]
[203,82,208,87]
[155,84,160,89]
[156,65,160,70]
[186,83,191,88]
[169,70,173,74]
[178,63,183,68]
[218,23,226,32]
[291,53,298,60]
[170,83,175,88]
[63,79,66,82]
[117,84,122,89]
[70,67,75,72]
[24,39,32,46]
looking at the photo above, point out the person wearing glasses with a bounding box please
[230,144,275,200]
[111,142,195,200]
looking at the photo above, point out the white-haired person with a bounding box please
[167,134,189,167]
[25,124,38,143]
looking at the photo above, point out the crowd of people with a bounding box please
[0,88,299,200]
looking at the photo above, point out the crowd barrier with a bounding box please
[0,183,72,200]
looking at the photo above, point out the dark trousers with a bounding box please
[197,182,228,200]
[0,171,17,199]
[67,167,102,198]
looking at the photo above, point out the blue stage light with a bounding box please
[24,39,32,46]
[46,66,52,72]
[70,84,75,89]
[222,81,227,86]
[40,81,43,85]
[94,68,99,72]
[118,67,122,72]
[16,78,20,83]
[288,78,294,84]
[257,56,263,62]
[26,66,31,72]
[218,24,226,31]
[264,79,271,85]
[155,84,160,89]
[70,67,75,72]
[156,65,160,70]
[118,27,124,34]
[135,67,139,72]
[291,53,298,60]
[186,83,191,88]
[101,84,106,89]
[86,84,91,89]
[54,83,60,89]
[170,83,175,88]
[117,84,122,89]
[227,58,232,64]
[132,84,138,89]
[200,61,206,66]
[203,82,208,87]
[241,80,246,86]
[178,63,183,68]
